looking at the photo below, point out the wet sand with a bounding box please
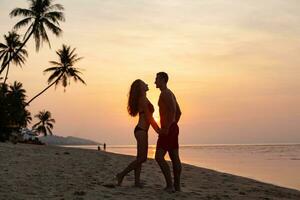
[0,143,299,200]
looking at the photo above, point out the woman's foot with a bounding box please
[116,173,123,186]
[134,182,145,188]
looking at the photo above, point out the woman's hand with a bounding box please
[156,128,161,135]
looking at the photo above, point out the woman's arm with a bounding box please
[140,97,160,134]
[150,117,160,134]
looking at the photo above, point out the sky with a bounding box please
[0,0,300,145]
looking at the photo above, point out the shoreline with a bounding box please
[62,143,300,191]
[63,143,300,147]
[1,142,300,199]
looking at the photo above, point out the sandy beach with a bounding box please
[0,143,299,200]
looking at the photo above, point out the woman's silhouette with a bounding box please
[116,79,160,187]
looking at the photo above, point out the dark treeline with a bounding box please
[0,0,86,142]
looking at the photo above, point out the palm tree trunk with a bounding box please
[0,28,34,75]
[42,121,47,136]
[26,74,63,106]
[3,63,10,85]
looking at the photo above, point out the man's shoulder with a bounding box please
[159,89,177,104]
[166,89,177,100]
[161,88,174,95]
[160,89,172,98]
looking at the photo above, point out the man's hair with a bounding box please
[157,72,169,83]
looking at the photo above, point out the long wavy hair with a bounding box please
[127,79,143,117]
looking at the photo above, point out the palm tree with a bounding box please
[0,81,31,134]
[32,110,55,136]
[9,81,27,103]
[7,82,29,127]
[0,0,65,75]
[0,31,28,84]
[26,44,86,105]
[22,110,32,127]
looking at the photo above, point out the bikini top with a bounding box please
[139,101,154,115]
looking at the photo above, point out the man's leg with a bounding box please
[155,148,173,189]
[168,149,182,191]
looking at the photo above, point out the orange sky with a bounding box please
[1,0,300,144]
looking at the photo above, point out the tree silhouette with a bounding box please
[27,44,86,105]
[0,31,28,84]
[32,110,55,136]
[0,0,65,75]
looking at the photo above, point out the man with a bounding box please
[155,72,182,192]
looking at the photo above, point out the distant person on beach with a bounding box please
[103,143,106,151]
[116,79,160,187]
[98,146,101,151]
[155,72,182,192]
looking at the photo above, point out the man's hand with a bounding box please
[159,127,168,135]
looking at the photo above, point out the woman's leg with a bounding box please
[134,163,142,186]
[134,131,148,186]
[117,131,148,185]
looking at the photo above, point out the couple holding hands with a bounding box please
[116,72,182,192]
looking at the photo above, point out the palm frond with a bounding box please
[44,66,60,73]
[33,26,41,51]
[62,74,67,88]
[32,121,42,129]
[0,51,6,61]
[47,70,61,84]
[47,3,64,11]
[49,61,61,66]
[74,73,86,85]
[12,54,26,67]
[40,23,51,49]
[1,53,9,67]
[13,17,33,30]
[48,118,55,123]
[43,18,62,36]
[46,122,53,129]
[10,8,34,18]
[46,126,53,135]
[0,43,7,49]
[44,11,65,23]
[18,48,28,57]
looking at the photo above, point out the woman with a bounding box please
[116,79,160,187]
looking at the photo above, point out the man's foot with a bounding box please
[164,186,175,193]
[134,182,145,188]
[116,173,123,186]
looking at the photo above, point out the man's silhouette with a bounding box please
[155,72,182,192]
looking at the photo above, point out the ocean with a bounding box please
[62,144,300,190]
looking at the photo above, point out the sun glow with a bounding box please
[153,109,160,124]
